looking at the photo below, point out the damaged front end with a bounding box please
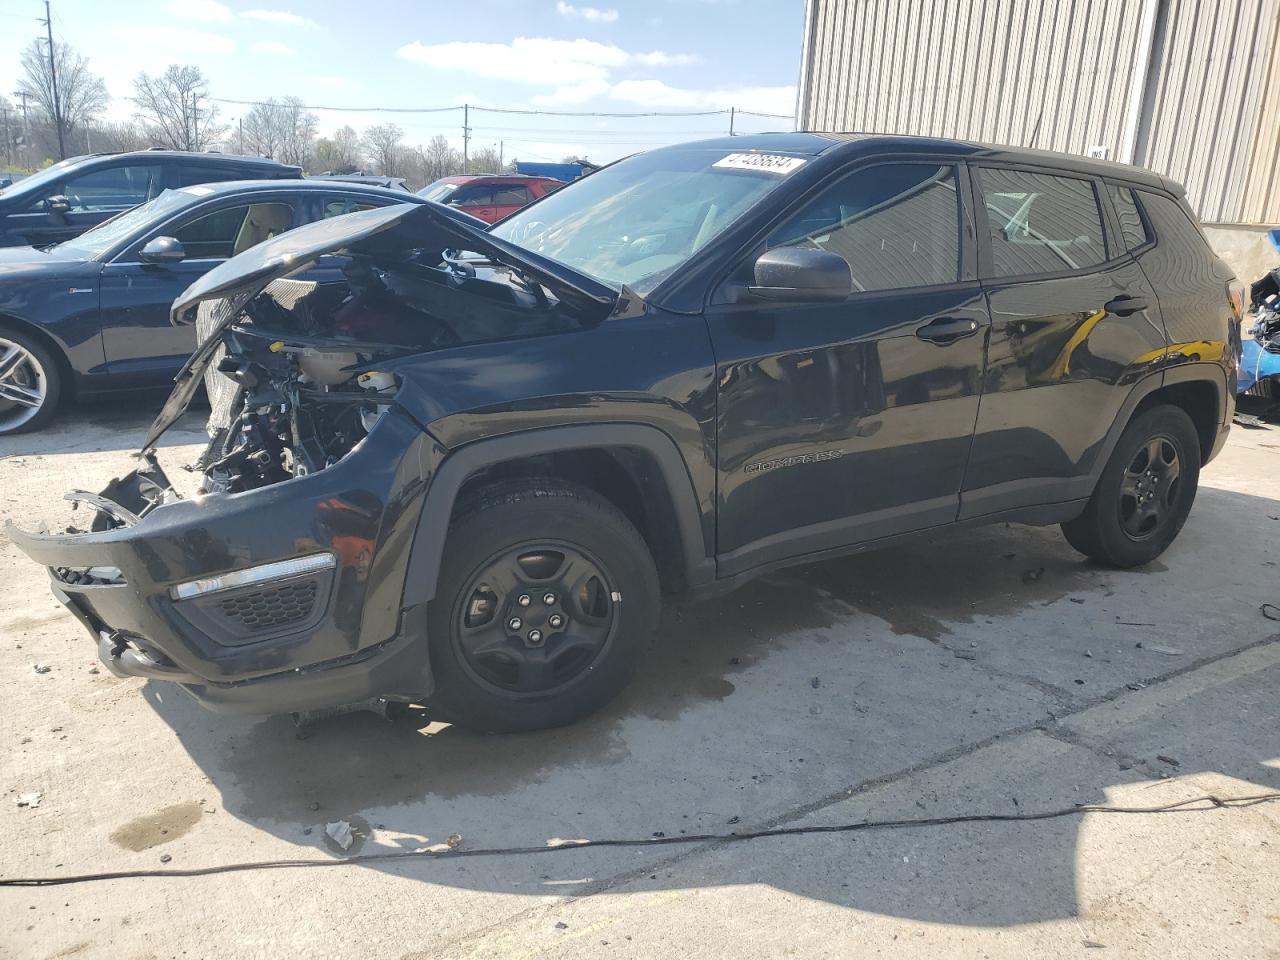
[6,201,621,714]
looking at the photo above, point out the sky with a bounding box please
[0,0,803,164]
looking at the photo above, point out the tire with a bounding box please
[1061,404,1201,567]
[426,480,660,733]
[0,327,62,436]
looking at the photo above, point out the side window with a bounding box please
[1109,185,1151,251]
[979,168,1106,277]
[766,163,961,293]
[492,185,532,205]
[54,164,163,212]
[450,184,493,205]
[323,198,379,218]
[170,202,294,259]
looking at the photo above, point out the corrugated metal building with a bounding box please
[795,0,1280,275]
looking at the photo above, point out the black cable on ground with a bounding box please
[2,792,1276,888]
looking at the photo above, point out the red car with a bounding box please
[416,174,564,224]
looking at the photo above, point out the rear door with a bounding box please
[960,165,1168,519]
[98,195,298,383]
[449,183,500,223]
[707,160,988,576]
[489,184,533,221]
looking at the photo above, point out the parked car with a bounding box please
[0,151,303,248]
[312,173,411,192]
[8,134,1241,733]
[417,173,563,223]
[0,179,426,434]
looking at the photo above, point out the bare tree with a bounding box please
[17,39,109,138]
[360,123,404,176]
[417,134,462,183]
[240,96,318,165]
[313,125,362,173]
[469,146,503,175]
[92,121,153,153]
[132,65,224,152]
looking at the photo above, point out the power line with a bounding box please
[210,97,795,121]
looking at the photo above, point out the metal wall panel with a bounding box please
[797,0,1280,224]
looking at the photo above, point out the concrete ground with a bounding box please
[1,396,1278,960]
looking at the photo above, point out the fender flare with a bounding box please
[401,423,713,606]
[1086,361,1228,489]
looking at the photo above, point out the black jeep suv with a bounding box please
[8,133,1241,732]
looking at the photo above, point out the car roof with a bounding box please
[436,174,562,185]
[655,132,1176,192]
[170,179,424,198]
[61,150,300,170]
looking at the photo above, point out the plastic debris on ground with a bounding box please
[325,820,354,851]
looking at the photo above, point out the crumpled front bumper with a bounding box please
[6,408,445,715]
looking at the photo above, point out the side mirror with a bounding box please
[139,236,186,264]
[750,247,851,302]
[47,195,71,215]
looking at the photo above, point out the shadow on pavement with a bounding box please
[135,480,1280,926]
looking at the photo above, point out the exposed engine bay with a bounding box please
[197,251,589,494]
[1241,264,1280,398]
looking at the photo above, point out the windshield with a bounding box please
[418,181,458,203]
[490,148,804,293]
[51,188,197,259]
[0,156,86,199]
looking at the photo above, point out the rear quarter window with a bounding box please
[1108,185,1152,251]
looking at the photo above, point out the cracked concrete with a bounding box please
[1,399,1278,960]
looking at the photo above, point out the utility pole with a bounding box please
[729,107,736,136]
[498,139,504,171]
[41,0,66,160]
[12,91,30,168]
[1,105,10,166]
[462,103,470,174]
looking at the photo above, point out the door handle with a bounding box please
[1104,295,1149,316]
[915,316,980,344]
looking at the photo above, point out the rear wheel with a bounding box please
[0,329,61,436]
[1061,405,1201,567]
[426,481,660,732]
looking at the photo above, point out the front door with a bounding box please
[960,166,1169,519]
[707,161,989,577]
[7,162,163,247]
[99,199,296,384]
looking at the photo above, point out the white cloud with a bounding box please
[556,2,620,23]
[169,0,231,20]
[609,79,796,115]
[530,79,613,107]
[397,37,695,87]
[251,40,296,56]
[241,9,318,27]
[113,25,237,55]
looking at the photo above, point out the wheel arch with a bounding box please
[0,312,75,396]
[402,424,714,606]
[1093,363,1226,483]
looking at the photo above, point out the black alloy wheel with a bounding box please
[1060,404,1201,568]
[453,541,618,695]
[1117,435,1182,541]
[426,480,660,732]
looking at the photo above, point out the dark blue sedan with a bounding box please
[0,179,426,435]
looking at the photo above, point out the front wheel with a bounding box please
[426,481,660,732]
[0,329,61,436]
[1061,404,1201,567]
